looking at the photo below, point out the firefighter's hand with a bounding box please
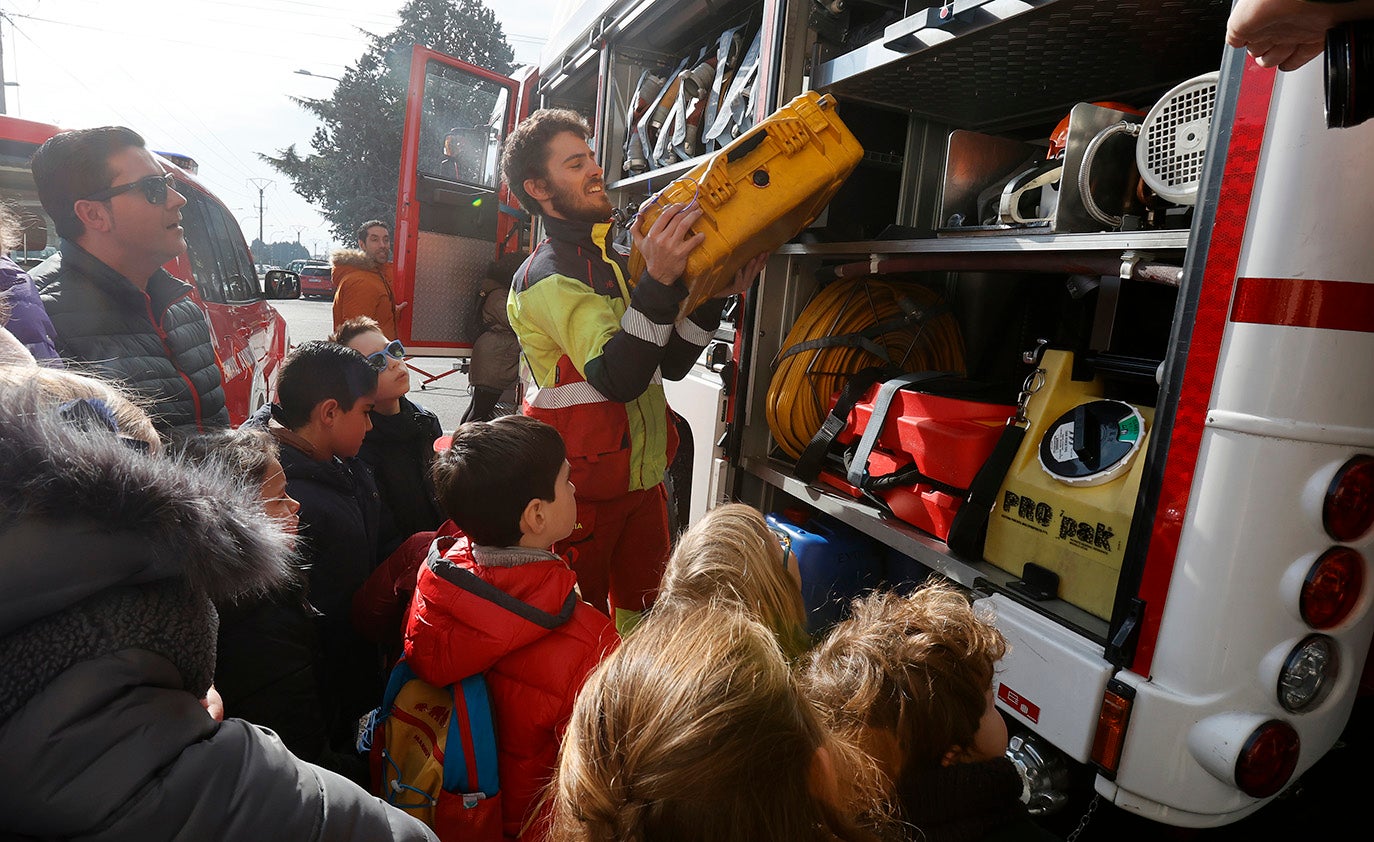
[716,251,768,299]
[1226,0,1370,71]
[634,200,706,286]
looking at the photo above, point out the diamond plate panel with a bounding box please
[411,231,493,346]
[823,0,1230,131]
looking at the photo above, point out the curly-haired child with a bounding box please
[800,581,1058,842]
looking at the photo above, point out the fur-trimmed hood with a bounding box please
[0,381,294,639]
[330,248,382,270]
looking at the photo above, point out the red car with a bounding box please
[298,263,335,300]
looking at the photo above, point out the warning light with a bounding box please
[1091,680,1135,777]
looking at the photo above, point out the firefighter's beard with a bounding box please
[548,179,613,223]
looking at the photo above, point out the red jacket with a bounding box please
[403,535,618,840]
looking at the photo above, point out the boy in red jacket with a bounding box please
[403,415,619,840]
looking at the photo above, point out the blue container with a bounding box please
[884,545,934,594]
[766,510,883,633]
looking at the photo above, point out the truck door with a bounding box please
[394,45,534,357]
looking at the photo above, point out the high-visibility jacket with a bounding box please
[507,215,724,500]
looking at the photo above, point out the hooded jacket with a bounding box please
[0,255,60,364]
[32,239,230,434]
[331,249,398,338]
[0,384,435,841]
[404,534,619,839]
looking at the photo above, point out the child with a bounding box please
[247,339,383,778]
[654,502,810,659]
[173,427,372,780]
[546,604,878,842]
[403,414,619,840]
[800,582,1058,842]
[332,316,446,554]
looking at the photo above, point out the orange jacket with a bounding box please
[331,249,398,337]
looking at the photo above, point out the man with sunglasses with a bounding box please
[30,126,230,435]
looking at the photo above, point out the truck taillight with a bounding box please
[1300,547,1364,629]
[1324,454,1374,542]
[1277,634,1339,713]
[1234,720,1300,798]
[1090,679,1135,776]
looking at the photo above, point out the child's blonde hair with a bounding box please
[0,364,159,452]
[656,503,810,659]
[547,605,875,842]
[800,581,1008,777]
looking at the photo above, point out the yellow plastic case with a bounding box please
[628,91,863,317]
[983,351,1154,620]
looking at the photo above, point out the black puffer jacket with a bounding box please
[359,396,446,556]
[0,383,435,841]
[33,239,230,434]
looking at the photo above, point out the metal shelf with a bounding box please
[745,457,1112,641]
[778,228,1190,256]
[815,0,1230,132]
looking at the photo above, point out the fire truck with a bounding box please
[399,0,1373,829]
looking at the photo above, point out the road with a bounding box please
[268,297,475,433]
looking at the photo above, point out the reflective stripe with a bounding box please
[527,379,611,409]
[621,308,672,346]
[675,317,712,346]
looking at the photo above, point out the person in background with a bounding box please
[545,605,881,842]
[0,371,436,841]
[653,502,811,660]
[333,219,405,339]
[800,581,1058,842]
[403,414,619,840]
[461,251,525,424]
[1226,0,1374,71]
[0,202,60,365]
[29,125,229,434]
[246,340,383,783]
[500,107,766,633]
[332,316,445,556]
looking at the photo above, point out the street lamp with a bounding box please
[295,69,343,83]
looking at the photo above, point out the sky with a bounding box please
[0,0,568,257]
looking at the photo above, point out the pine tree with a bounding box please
[263,0,515,243]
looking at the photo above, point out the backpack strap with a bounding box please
[794,366,897,483]
[444,674,500,797]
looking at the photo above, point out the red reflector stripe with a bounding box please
[1232,277,1374,333]
[1132,61,1278,678]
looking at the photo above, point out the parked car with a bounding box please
[298,263,335,300]
[0,114,299,424]
[286,258,327,274]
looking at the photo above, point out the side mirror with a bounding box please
[264,269,301,300]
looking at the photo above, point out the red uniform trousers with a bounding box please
[555,483,670,631]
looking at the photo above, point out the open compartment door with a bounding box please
[395,45,531,354]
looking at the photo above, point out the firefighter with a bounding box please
[498,107,764,633]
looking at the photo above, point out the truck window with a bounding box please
[420,62,508,189]
[203,196,260,303]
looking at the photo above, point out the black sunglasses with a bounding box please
[366,339,406,371]
[83,172,177,205]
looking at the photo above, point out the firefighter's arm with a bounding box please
[661,251,766,381]
[513,271,680,403]
[1227,0,1374,71]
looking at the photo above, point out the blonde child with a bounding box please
[654,502,810,658]
[546,604,879,842]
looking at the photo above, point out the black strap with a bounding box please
[946,422,1027,559]
[776,302,951,365]
[794,366,897,482]
[845,371,959,488]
